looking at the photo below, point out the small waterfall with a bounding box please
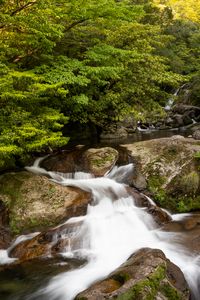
[2,158,200,299]
[165,84,187,111]
[0,232,40,265]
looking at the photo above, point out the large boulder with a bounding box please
[0,171,91,235]
[82,147,118,176]
[9,187,172,263]
[121,136,200,212]
[76,248,190,299]
[40,147,119,177]
[41,146,85,173]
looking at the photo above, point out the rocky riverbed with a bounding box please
[1,137,200,299]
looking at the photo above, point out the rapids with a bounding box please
[1,158,200,299]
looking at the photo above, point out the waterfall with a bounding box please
[2,158,200,299]
[165,84,188,111]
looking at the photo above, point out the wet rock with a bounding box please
[121,136,200,212]
[10,232,51,261]
[0,200,11,249]
[172,114,184,127]
[148,206,171,225]
[41,147,85,173]
[10,220,84,261]
[0,256,85,299]
[76,248,190,300]
[126,187,148,207]
[182,111,194,125]
[82,147,118,176]
[172,104,200,116]
[41,146,119,177]
[0,227,12,250]
[0,200,9,227]
[0,172,91,235]
[127,188,171,225]
[162,214,200,254]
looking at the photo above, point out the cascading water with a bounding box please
[165,83,188,112]
[2,158,200,299]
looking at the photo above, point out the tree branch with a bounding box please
[11,1,37,16]
[64,19,89,32]
[0,1,37,29]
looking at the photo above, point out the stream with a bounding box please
[1,155,200,299]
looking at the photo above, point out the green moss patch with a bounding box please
[112,265,183,300]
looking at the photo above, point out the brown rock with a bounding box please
[126,188,171,225]
[10,220,84,261]
[10,233,51,261]
[0,171,91,235]
[121,136,200,212]
[0,226,11,249]
[82,147,118,176]
[76,248,190,300]
[41,147,85,173]
[0,200,11,249]
[148,205,172,225]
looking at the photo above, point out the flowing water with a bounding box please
[1,159,200,299]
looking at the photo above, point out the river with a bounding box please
[0,129,199,300]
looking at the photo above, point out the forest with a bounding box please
[0,0,200,170]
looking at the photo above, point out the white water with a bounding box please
[0,231,40,265]
[165,87,180,111]
[2,158,200,299]
[165,84,188,111]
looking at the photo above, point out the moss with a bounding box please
[176,196,200,212]
[147,170,200,213]
[111,265,185,300]
[0,172,30,207]
[160,283,182,300]
[178,171,199,196]
[147,175,168,207]
[194,151,200,159]
[92,154,116,168]
[0,172,65,235]
[113,265,166,300]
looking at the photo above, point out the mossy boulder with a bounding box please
[82,147,118,176]
[76,248,190,299]
[40,147,118,177]
[121,136,200,212]
[0,171,91,235]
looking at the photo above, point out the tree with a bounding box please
[0,0,184,169]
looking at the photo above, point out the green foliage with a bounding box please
[194,151,200,159]
[0,0,199,170]
[0,67,69,169]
